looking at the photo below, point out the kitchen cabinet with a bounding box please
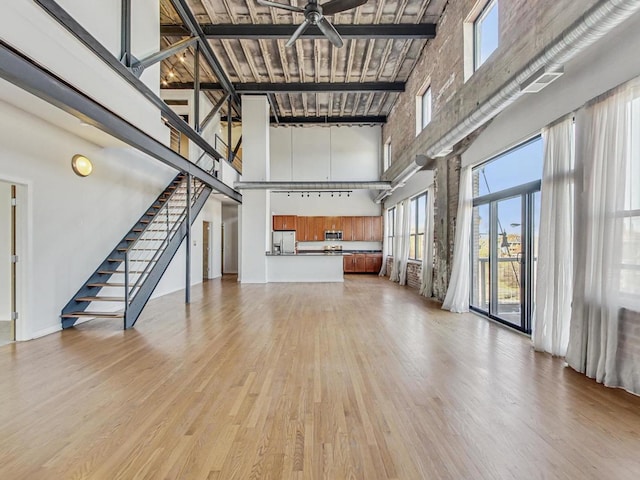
[273,215,297,231]
[364,216,383,241]
[342,216,354,241]
[365,253,383,273]
[296,216,308,241]
[354,254,366,272]
[353,216,365,240]
[343,253,379,273]
[343,255,355,273]
[306,216,324,241]
[324,216,342,231]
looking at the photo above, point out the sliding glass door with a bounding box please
[471,185,539,333]
[470,137,543,334]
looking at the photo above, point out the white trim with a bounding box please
[463,0,498,81]
[28,324,61,340]
[415,80,432,136]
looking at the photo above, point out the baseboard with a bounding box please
[26,324,61,341]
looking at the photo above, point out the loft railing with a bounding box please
[214,134,243,175]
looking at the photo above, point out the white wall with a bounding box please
[270,190,381,216]
[462,9,640,167]
[0,182,10,320]
[222,205,239,274]
[1,0,166,144]
[269,125,382,217]
[270,125,381,181]
[153,196,222,297]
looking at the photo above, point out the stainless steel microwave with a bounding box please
[325,230,343,241]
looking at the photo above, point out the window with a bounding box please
[621,95,640,299]
[383,139,392,171]
[387,207,395,254]
[416,87,432,134]
[474,0,499,70]
[408,192,427,261]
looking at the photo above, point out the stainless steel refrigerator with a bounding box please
[272,231,296,254]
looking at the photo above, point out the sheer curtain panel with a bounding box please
[442,166,473,313]
[379,211,389,277]
[398,198,412,285]
[566,80,640,394]
[420,187,435,298]
[533,118,574,356]
[389,199,411,285]
[389,202,404,282]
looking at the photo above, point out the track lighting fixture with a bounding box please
[276,190,353,198]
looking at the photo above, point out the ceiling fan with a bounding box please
[256,0,369,48]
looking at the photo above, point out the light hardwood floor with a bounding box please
[1,275,639,479]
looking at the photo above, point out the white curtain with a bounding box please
[442,166,473,312]
[566,81,640,393]
[419,187,435,298]
[379,209,389,277]
[532,118,574,356]
[389,199,411,285]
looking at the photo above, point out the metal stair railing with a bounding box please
[122,176,206,326]
[123,177,202,298]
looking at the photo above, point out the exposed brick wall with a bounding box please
[382,0,600,182]
[383,256,423,291]
[382,0,598,300]
[384,256,392,277]
[406,262,422,290]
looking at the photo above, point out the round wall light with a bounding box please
[71,154,93,177]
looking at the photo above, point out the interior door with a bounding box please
[0,182,15,343]
[203,221,210,280]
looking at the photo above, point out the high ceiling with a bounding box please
[159,0,447,124]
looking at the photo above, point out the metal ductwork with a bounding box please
[374,154,431,204]
[426,0,640,159]
[234,181,392,190]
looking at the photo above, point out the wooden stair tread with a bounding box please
[76,296,125,302]
[97,270,147,275]
[87,282,126,287]
[61,311,124,319]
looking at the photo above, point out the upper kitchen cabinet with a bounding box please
[308,217,325,241]
[342,217,354,241]
[365,216,383,242]
[273,215,297,231]
[296,216,308,241]
[324,216,342,231]
[353,217,365,241]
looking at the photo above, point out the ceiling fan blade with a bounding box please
[257,0,304,13]
[321,0,368,16]
[317,17,344,48]
[286,19,311,47]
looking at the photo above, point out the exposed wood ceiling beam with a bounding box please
[271,116,386,125]
[163,82,405,93]
[161,24,436,39]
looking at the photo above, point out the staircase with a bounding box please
[61,173,211,329]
